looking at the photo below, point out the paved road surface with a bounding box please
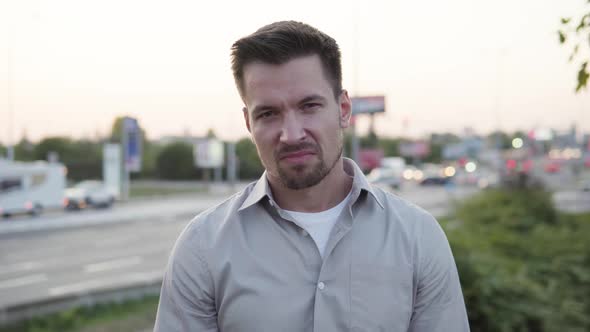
[0,183,588,313]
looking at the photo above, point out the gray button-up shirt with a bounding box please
[154,159,470,332]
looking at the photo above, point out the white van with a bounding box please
[0,160,67,217]
[366,157,406,189]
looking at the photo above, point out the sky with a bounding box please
[1,0,589,144]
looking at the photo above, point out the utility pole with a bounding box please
[6,39,14,160]
[350,0,360,163]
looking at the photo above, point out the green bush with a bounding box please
[455,188,557,231]
[235,138,263,180]
[0,296,158,332]
[445,189,590,332]
[155,142,196,180]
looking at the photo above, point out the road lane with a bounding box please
[0,274,48,290]
[0,193,227,235]
[0,186,466,310]
[0,212,187,308]
[0,184,588,314]
[83,256,143,273]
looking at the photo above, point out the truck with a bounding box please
[0,160,67,217]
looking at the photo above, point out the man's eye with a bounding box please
[258,111,276,119]
[302,103,320,111]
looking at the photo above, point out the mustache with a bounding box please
[275,142,320,159]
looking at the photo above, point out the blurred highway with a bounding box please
[0,193,231,312]
[0,184,474,311]
[0,181,588,316]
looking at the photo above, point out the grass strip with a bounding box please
[129,186,204,198]
[0,296,159,332]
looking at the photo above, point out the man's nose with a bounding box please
[279,111,306,144]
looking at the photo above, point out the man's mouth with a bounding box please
[279,150,316,163]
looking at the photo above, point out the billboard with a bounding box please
[195,139,225,169]
[351,96,386,115]
[399,141,430,158]
[103,143,121,198]
[123,117,142,172]
[359,148,384,171]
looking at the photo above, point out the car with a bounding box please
[417,164,450,186]
[65,180,116,210]
[419,176,450,186]
[402,166,422,182]
[544,161,561,173]
[367,167,402,190]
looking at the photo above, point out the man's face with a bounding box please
[241,55,351,190]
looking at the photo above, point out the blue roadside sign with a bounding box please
[123,117,142,172]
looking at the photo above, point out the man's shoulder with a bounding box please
[371,186,434,219]
[367,186,451,263]
[368,185,440,234]
[176,181,259,246]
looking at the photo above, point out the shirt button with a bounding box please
[317,282,325,290]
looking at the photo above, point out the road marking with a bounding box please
[4,247,67,260]
[83,256,142,273]
[49,278,115,296]
[0,261,44,275]
[130,269,164,282]
[93,235,139,247]
[0,273,48,289]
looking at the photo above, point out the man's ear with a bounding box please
[243,107,251,133]
[339,90,352,129]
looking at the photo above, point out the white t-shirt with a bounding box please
[284,190,352,258]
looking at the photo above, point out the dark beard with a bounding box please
[276,143,342,190]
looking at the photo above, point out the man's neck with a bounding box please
[267,159,353,213]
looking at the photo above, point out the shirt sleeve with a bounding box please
[154,223,219,332]
[408,214,470,332]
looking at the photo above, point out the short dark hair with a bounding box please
[231,21,342,100]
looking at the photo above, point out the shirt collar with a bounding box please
[238,158,384,212]
[238,170,273,211]
[343,158,385,209]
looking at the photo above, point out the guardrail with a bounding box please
[0,280,162,326]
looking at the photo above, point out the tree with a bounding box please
[67,139,103,181]
[108,116,158,179]
[359,132,379,149]
[156,142,195,180]
[559,2,590,92]
[14,136,35,161]
[235,138,264,179]
[206,128,217,138]
[422,133,462,163]
[34,137,73,161]
[108,116,147,144]
[139,142,161,179]
[31,137,103,180]
[424,143,443,164]
[487,131,512,150]
[109,117,124,143]
[378,137,401,157]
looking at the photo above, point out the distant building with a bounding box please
[582,133,590,151]
[442,137,484,160]
[551,129,577,149]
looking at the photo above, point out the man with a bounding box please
[154,21,470,332]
